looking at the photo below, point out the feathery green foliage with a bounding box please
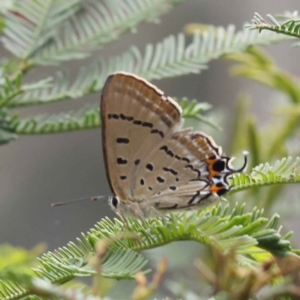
[1,2,300,300]
[247,12,300,41]
[2,0,182,67]
[10,25,293,108]
[0,202,295,300]
[230,157,300,194]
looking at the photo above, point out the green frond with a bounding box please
[13,103,100,134]
[64,203,292,258]
[0,248,149,300]
[35,247,149,281]
[12,99,213,135]
[0,278,27,300]
[0,203,295,300]
[230,157,300,194]
[0,73,52,143]
[247,12,300,40]
[10,25,292,108]
[31,0,183,65]
[1,0,80,61]
[2,0,182,66]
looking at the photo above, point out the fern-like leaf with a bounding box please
[0,203,295,300]
[1,0,80,61]
[10,25,293,108]
[2,0,182,66]
[247,12,300,41]
[0,73,52,144]
[230,157,300,194]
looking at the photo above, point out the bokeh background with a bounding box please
[0,0,299,252]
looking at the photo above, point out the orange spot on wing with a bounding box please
[206,159,221,180]
[210,184,226,194]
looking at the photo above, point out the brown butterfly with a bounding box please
[101,72,248,218]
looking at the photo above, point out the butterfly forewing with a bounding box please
[101,73,182,203]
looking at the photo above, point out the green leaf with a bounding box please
[11,25,292,108]
[230,157,300,194]
[247,12,300,41]
[2,0,182,66]
[1,0,80,61]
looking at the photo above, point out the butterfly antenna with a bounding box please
[51,196,106,207]
[228,151,249,173]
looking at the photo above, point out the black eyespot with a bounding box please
[169,186,177,191]
[216,182,224,187]
[135,159,140,165]
[217,189,228,196]
[213,160,225,172]
[120,176,127,180]
[112,196,119,208]
[176,178,179,182]
[140,179,145,185]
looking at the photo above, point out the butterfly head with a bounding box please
[107,195,121,212]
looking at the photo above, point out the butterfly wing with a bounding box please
[133,129,225,210]
[101,72,183,203]
[101,72,247,215]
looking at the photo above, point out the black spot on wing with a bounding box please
[156,176,165,183]
[116,138,129,144]
[151,129,164,138]
[117,158,127,165]
[182,157,190,163]
[146,163,154,171]
[111,114,119,119]
[169,186,177,191]
[163,167,178,176]
[120,176,127,180]
[140,179,145,185]
[142,122,153,128]
[135,159,140,165]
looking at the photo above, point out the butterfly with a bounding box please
[100,72,248,218]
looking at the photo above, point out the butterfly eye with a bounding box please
[112,196,120,208]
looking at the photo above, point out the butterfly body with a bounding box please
[101,73,247,218]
